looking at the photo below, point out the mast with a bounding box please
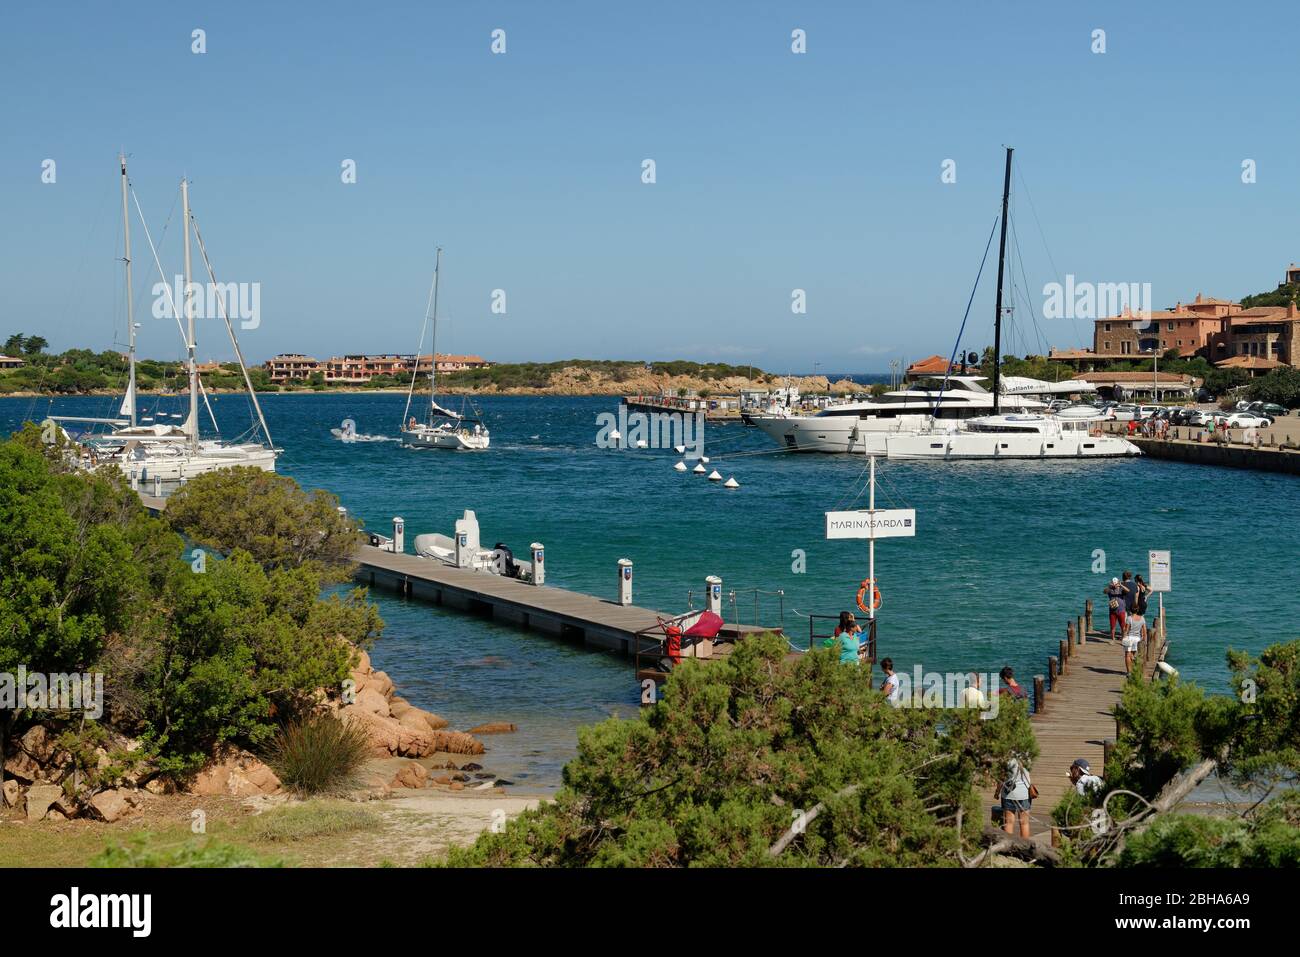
[428,246,441,417]
[992,146,1013,415]
[119,153,137,427]
[182,178,199,451]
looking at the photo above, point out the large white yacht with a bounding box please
[885,406,1139,459]
[749,375,1090,454]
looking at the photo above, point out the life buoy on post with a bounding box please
[855,578,882,614]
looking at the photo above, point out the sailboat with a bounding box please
[883,148,1139,461]
[399,248,490,451]
[53,157,278,493]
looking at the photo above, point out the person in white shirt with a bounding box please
[1069,758,1104,796]
[1000,756,1033,838]
[1121,608,1147,675]
[960,672,988,710]
[879,658,901,706]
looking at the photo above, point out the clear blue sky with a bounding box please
[3,1,1296,372]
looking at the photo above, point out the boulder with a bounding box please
[53,793,79,818]
[391,761,428,789]
[414,708,448,731]
[340,707,400,754]
[396,709,434,734]
[467,722,517,735]
[20,725,57,763]
[4,750,41,784]
[354,687,390,718]
[143,778,169,795]
[352,646,373,675]
[448,781,464,791]
[394,725,436,758]
[2,779,20,807]
[88,788,134,823]
[25,784,62,821]
[428,730,485,756]
[362,670,395,698]
[188,751,282,798]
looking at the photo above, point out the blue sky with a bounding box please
[3,1,1297,372]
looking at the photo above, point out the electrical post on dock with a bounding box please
[531,543,545,586]
[392,517,405,554]
[618,559,633,606]
[825,455,916,629]
[706,576,723,616]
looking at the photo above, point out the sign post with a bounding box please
[1148,549,1171,633]
[824,456,917,623]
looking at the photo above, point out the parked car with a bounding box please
[1258,403,1288,417]
[1225,412,1274,428]
[1111,404,1140,421]
[1186,409,1219,427]
[1169,408,1197,425]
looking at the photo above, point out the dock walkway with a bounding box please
[354,544,768,659]
[987,598,1168,841]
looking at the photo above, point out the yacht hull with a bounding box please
[401,427,490,451]
[884,432,1140,460]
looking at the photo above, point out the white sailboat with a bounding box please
[54,157,278,493]
[399,248,490,451]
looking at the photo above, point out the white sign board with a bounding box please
[825,509,916,540]
[1148,549,1171,592]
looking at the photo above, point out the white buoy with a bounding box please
[707,470,722,481]
[702,456,710,464]
[674,445,685,454]
[1157,661,1178,678]
[692,463,706,474]
[635,439,648,449]
[673,461,687,472]
[724,476,740,488]
[609,429,621,445]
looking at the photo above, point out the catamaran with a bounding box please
[52,157,278,493]
[399,248,490,451]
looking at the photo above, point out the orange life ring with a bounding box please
[856,578,881,613]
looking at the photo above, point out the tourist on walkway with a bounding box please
[1121,605,1147,675]
[997,665,1027,700]
[999,756,1034,839]
[1069,759,1105,796]
[824,611,862,665]
[879,657,901,704]
[1104,577,1128,641]
[1132,574,1151,617]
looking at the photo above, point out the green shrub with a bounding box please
[264,714,373,796]
[244,800,380,842]
[92,837,282,868]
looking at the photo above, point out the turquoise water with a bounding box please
[7,392,1298,790]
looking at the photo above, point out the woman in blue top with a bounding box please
[824,611,862,664]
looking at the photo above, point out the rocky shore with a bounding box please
[1,645,519,827]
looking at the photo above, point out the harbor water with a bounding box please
[6,392,1298,790]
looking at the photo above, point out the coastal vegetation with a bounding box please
[0,427,382,785]
[446,633,1038,867]
[1049,640,1300,866]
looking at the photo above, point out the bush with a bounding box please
[264,714,373,796]
[92,837,282,868]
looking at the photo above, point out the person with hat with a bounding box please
[1069,758,1105,796]
[1103,577,1128,642]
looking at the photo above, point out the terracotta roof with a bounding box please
[1215,355,1284,370]
[905,354,960,375]
[1047,348,1105,360]
[1070,371,1191,383]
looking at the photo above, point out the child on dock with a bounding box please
[1121,606,1147,675]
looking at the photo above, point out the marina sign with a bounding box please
[825,508,916,540]
[1148,549,1171,592]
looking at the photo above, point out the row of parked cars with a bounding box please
[1071,399,1289,429]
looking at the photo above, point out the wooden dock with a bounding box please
[353,544,771,661]
[988,597,1169,841]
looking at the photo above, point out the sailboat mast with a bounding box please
[119,154,137,427]
[182,178,199,451]
[992,147,1013,415]
[428,246,441,413]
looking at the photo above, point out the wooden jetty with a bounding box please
[988,596,1169,842]
[621,394,743,423]
[353,544,774,667]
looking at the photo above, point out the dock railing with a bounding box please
[684,586,786,634]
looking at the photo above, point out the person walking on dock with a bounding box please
[999,756,1034,839]
[1121,605,1147,675]
[1132,574,1151,617]
[1104,577,1127,641]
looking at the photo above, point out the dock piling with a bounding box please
[1048,655,1059,688]
[1077,614,1086,645]
[1058,639,1068,672]
[1085,598,1093,633]
[1033,675,1045,714]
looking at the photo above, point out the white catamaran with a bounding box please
[399,248,490,451]
[53,157,278,493]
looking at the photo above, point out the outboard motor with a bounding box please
[492,542,519,579]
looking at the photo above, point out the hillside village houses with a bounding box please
[264,353,490,384]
